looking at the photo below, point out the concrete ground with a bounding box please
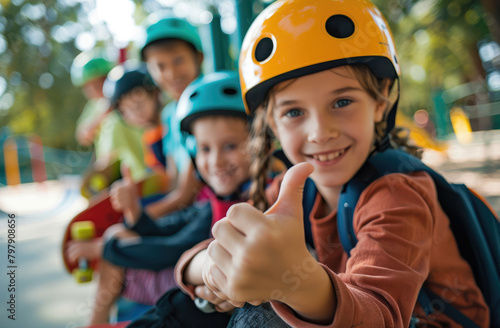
[0,176,96,328]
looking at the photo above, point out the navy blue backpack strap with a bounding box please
[302,177,316,249]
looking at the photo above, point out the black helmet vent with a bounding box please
[223,87,237,95]
[255,37,274,63]
[326,15,355,39]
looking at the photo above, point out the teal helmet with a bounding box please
[176,70,247,158]
[141,17,203,60]
[103,63,157,108]
[71,53,114,87]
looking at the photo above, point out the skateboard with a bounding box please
[63,172,170,280]
[80,159,122,199]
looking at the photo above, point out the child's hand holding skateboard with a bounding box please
[110,165,142,226]
[67,237,104,265]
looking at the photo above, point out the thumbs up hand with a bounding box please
[203,162,319,305]
[110,165,141,225]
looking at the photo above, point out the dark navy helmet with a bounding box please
[103,63,157,107]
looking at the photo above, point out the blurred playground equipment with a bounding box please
[396,113,449,152]
[450,107,474,144]
[0,127,93,187]
[431,39,500,143]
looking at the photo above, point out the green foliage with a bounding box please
[0,0,88,149]
[374,0,493,118]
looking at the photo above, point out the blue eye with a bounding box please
[285,108,303,118]
[334,99,352,108]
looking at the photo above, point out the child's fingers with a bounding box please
[215,301,237,312]
[226,300,246,308]
[195,286,217,303]
[203,263,229,300]
[225,202,267,234]
[120,164,132,183]
[195,285,226,307]
[66,242,86,263]
[110,195,123,211]
[66,244,80,264]
[211,219,245,253]
[109,179,121,193]
[206,241,233,274]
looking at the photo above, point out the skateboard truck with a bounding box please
[70,221,95,283]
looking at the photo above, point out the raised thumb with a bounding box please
[120,164,132,183]
[265,162,314,217]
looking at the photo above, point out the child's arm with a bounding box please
[75,99,110,146]
[102,206,212,271]
[203,163,336,324]
[145,162,203,219]
[127,202,211,237]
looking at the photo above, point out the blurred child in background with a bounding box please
[71,52,147,182]
[136,16,207,218]
[79,71,252,326]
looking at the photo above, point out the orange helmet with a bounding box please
[239,0,400,115]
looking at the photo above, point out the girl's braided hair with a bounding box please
[248,105,274,212]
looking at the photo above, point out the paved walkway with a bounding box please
[423,131,500,214]
[0,176,96,328]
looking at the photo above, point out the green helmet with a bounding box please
[176,70,247,158]
[141,17,203,60]
[71,53,114,87]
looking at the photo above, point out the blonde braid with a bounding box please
[249,106,274,212]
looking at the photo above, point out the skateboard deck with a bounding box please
[62,191,123,275]
[63,172,170,276]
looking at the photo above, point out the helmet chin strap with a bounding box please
[374,78,400,152]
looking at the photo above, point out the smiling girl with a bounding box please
[200,1,489,327]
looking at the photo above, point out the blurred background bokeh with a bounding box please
[0,0,500,179]
[0,0,499,327]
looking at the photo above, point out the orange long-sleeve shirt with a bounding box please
[176,172,489,327]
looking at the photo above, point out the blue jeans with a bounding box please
[228,303,291,328]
